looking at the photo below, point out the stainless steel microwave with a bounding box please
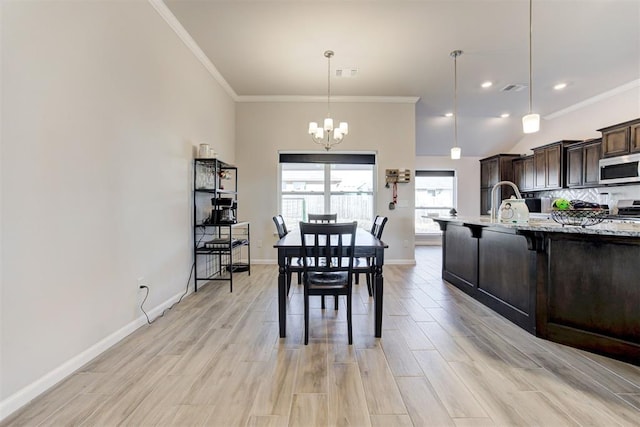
[599,153,640,185]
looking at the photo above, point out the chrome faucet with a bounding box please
[490,181,523,222]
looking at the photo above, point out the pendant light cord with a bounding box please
[528,0,533,114]
[454,53,458,147]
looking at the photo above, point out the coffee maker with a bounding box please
[211,197,236,224]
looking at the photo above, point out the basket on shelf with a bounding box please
[550,209,608,227]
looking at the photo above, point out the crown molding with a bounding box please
[148,0,239,101]
[237,95,420,104]
[544,79,640,120]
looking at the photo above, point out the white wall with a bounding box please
[509,82,640,155]
[414,156,482,217]
[236,101,416,264]
[0,0,235,415]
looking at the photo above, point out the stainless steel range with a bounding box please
[617,199,640,217]
[609,199,640,223]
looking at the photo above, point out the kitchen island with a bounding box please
[434,217,640,365]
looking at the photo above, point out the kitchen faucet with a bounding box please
[490,181,523,222]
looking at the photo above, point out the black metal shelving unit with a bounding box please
[193,158,250,292]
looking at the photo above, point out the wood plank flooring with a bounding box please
[3,247,640,426]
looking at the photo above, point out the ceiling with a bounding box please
[164,0,640,157]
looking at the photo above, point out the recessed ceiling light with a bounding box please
[554,82,567,90]
[445,112,453,117]
[481,81,493,88]
[500,113,510,118]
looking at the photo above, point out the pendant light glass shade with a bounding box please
[450,147,461,160]
[522,113,540,133]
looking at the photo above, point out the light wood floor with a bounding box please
[4,247,640,426]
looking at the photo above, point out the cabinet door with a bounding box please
[523,157,535,190]
[602,127,630,157]
[480,188,491,216]
[566,146,583,187]
[534,150,546,189]
[546,145,562,189]
[513,160,525,191]
[481,158,499,188]
[583,141,601,186]
[631,123,640,153]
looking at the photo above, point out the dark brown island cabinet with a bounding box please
[435,218,640,366]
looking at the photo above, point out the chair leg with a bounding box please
[297,271,302,284]
[304,287,310,345]
[286,270,292,295]
[355,272,360,284]
[365,258,373,297]
[321,295,325,309]
[334,294,339,310]
[347,290,353,345]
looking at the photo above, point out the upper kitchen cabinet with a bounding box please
[599,118,640,158]
[479,154,520,215]
[533,141,578,190]
[566,139,602,188]
[513,155,534,192]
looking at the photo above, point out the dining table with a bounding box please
[274,227,388,338]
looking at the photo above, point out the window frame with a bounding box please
[415,169,458,235]
[278,151,378,227]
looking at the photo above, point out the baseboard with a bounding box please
[0,288,190,423]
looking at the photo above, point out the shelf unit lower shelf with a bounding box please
[194,222,250,292]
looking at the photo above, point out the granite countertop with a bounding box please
[434,216,640,238]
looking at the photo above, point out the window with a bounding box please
[415,170,456,234]
[279,153,376,229]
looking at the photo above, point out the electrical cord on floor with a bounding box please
[138,230,205,324]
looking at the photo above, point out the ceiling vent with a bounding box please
[500,84,527,92]
[335,68,358,78]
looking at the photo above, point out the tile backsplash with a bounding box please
[531,184,640,214]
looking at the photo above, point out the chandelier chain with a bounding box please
[327,51,331,116]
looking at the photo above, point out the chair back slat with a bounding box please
[299,222,357,274]
[308,213,338,223]
[272,215,289,239]
[371,215,388,239]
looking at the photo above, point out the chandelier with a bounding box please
[308,50,349,151]
[450,50,463,159]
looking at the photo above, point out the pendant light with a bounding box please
[450,50,463,159]
[522,0,540,133]
[308,50,349,150]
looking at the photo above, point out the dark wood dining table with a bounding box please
[274,227,388,338]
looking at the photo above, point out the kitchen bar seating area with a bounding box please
[3,247,640,426]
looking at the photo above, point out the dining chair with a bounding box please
[307,213,338,307]
[354,215,388,296]
[272,215,302,294]
[299,221,357,345]
[308,213,338,223]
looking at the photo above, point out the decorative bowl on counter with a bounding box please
[551,208,608,227]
